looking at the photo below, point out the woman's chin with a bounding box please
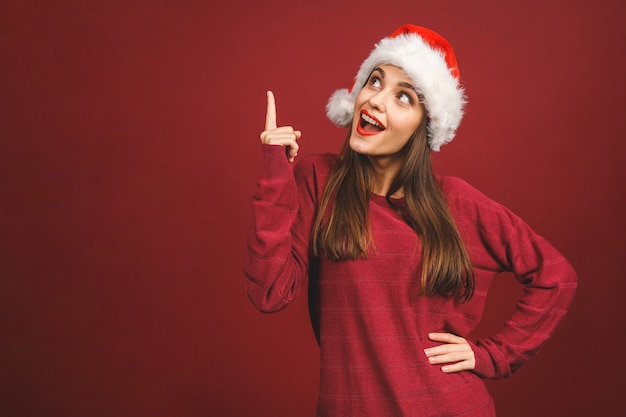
[348,136,370,155]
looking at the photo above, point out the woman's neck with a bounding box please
[369,155,404,198]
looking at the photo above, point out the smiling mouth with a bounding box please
[357,110,386,136]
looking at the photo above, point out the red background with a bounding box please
[1,0,625,416]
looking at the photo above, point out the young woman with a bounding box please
[244,24,577,417]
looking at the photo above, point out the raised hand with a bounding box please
[424,333,476,373]
[259,91,301,163]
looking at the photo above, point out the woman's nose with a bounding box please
[367,90,386,112]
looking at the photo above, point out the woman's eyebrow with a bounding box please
[398,81,419,95]
[372,67,385,77]
[372,67,418,94]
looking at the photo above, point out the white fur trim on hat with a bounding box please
[326,30,466,151]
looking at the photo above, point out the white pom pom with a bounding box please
[326,88,355,127]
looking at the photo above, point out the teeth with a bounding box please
[361,113,383,128]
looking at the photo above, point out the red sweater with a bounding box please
[244,145,577,417]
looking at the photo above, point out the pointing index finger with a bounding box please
[265,90,277,130]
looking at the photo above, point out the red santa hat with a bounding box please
[326,24,466,151]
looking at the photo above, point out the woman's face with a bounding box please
[349,64,425,161]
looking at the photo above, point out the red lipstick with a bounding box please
[356,110,385,136]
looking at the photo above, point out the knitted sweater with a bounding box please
[244,145,577,417]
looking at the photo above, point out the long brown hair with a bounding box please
[312,117,475,302]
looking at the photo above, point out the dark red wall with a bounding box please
[1,1,624,416]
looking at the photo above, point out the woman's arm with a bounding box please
[426,177,578,377]
[243,92,313,313]
[470,219,578,379]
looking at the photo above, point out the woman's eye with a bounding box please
[398,92,412,104]
[370,77,381,88]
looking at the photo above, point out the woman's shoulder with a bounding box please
[436,175,518,222]
[436,175,485,200]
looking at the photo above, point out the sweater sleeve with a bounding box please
[243,144,323,313]
[445,178,578,379]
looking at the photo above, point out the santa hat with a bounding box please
[326,24,466,151]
